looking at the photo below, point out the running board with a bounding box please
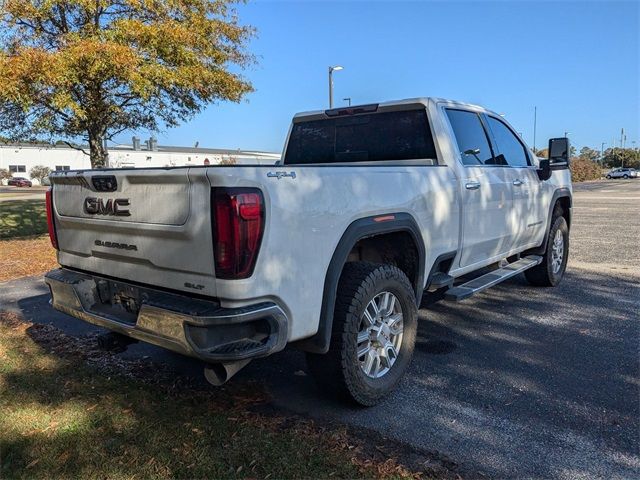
[444,256,542,301]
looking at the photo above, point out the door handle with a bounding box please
[465,181,481,190]
[512,179,524,186]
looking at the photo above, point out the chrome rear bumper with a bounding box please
[44,268,288,362]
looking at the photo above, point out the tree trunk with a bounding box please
[88,129,108,168]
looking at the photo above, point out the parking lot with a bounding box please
[2,180,638,478]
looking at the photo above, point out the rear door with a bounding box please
[483,114,546,250]
[51,168,218,297]
[445,108,515,268]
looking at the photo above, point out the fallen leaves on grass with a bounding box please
[0,311,456,479]
[0,235,57,282]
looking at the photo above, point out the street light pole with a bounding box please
[601,142,606,164]
[328,65,343,108]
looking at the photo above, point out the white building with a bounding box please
[0,138,280,185]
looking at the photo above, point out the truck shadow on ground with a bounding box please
[404,268,639,473]
[11,265,640,478]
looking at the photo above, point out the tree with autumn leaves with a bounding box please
[0,1,255,167]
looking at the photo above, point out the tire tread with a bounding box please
[307,262,417,406]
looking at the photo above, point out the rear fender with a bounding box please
[295,213,425,354]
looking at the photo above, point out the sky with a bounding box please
[114,0,640,154]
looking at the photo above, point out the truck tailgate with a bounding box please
[51,168,217,297]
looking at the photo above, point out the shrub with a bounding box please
[0,168,12,184]
[29,165,52,185]
[219,155,237,165]
[570,158,601,182]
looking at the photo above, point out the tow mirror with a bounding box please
[549,137,570,165]
[537,159,552,181]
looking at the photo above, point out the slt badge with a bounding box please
[267,171,296,180]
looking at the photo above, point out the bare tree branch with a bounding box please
[61,141,90,156]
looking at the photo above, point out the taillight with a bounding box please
[212,188,264,279]
[45,188,59,250]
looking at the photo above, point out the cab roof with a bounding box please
[293,97,501,122]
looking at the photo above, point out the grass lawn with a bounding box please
[0,312,422,479]
[0,199,48,239]
[0,236,57,282]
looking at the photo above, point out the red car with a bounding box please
[7,177,33,187]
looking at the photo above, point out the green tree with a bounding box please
[0,1,254,168]
[29,165,52,185]
[578,146,600,163]
[602,148,640,169]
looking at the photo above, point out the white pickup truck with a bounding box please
[44,98,572,405]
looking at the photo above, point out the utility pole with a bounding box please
[601,142,606,164]
[533,106,537,153]
[621,128,625,167]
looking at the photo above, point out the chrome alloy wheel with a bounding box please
[357,291,404,379]
[551,229,564,274]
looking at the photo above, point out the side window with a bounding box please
[445,109,494,166]
[486,116,530,167]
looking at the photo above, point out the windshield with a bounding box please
[283,109,437,164]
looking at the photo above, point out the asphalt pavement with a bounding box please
[2,180,638,478]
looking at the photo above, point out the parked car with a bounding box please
[7,177,33,187]
[606,167,638,179]
[44,97,573,405]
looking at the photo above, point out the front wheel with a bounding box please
[606,175,612,179]
[525,216,569,287]
[623,174,629,179]
[306,262,418,406]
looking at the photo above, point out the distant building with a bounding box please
[0,137,280,185]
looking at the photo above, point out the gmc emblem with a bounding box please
[84,197,131,216]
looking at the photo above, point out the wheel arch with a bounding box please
[294,212,425,354]
[527,188,572,256]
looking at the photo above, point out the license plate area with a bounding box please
[89,279,147,325]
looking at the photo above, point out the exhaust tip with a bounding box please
[204,359,251,386]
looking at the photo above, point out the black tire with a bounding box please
[606,175,612,179]
[623,174,629,179]
[306,262,418,406]
[525,215,569,287]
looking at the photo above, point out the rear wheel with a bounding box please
[306,262,417,406]
[525,215,569,287]
[606,175,612,179]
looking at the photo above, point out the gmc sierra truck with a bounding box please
[44,98,572,406]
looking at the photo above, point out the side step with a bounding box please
[444,255,542,301]
[429,272,455,289]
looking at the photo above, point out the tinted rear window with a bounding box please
[283,109,437,164]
